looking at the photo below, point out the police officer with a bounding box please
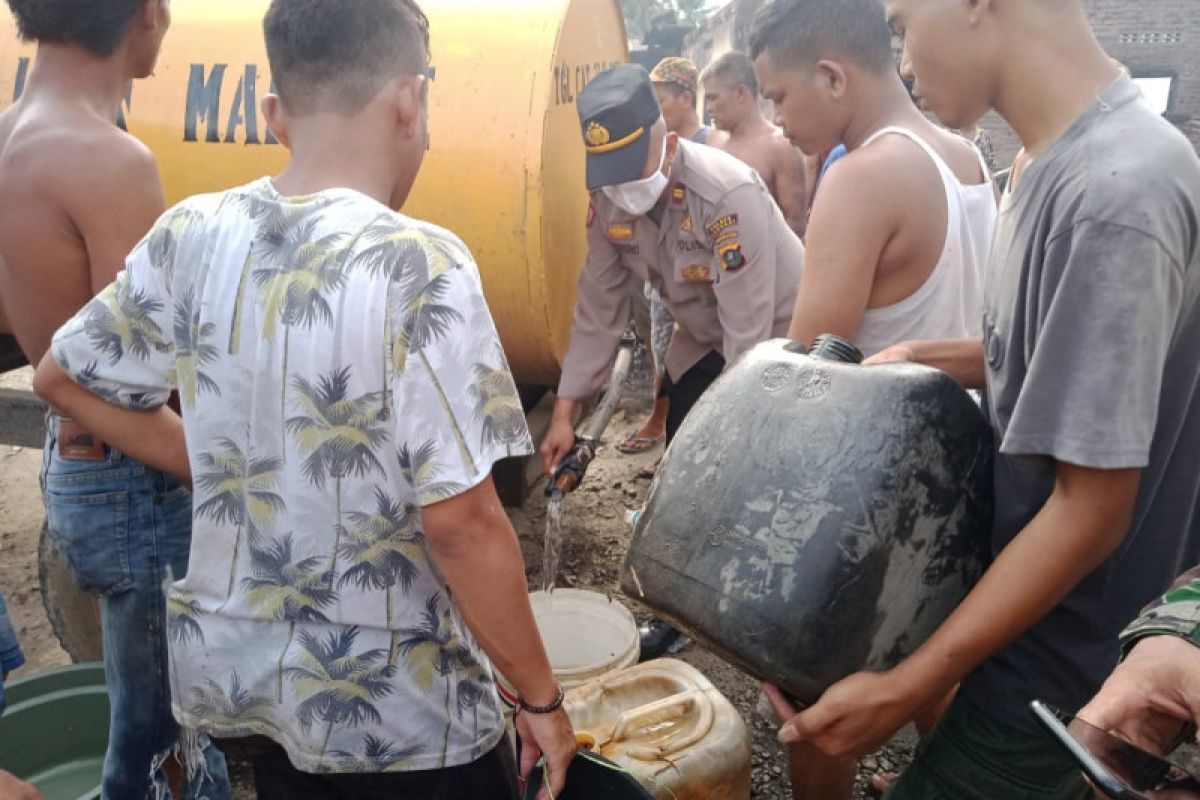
[539,64,804,659]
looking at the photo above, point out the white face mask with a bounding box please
[602,136,669,216]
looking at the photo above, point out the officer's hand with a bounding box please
[517,706,577,800]
[540,418,576,476]
[0,771,44,800]
[1078,635,1200,756]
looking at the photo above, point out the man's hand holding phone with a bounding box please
[1078,635,1200,757]
[1032,700,1200,800]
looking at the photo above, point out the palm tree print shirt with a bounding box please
[50,178,534,773]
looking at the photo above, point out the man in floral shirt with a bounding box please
[33,0,575,797]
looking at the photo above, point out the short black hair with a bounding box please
[5,0,148,56]
[264,0,430,116]
[750,0,894,74]
[701,51,759,96]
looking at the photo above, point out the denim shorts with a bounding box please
[41,416,230,799]
[0,588,26,717]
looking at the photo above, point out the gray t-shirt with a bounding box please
[961,76,1200,733]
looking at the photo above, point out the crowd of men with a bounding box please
[0,0,1197,799]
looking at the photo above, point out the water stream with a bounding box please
[543,493,564,593]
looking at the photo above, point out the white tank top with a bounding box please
[853,126,998,358]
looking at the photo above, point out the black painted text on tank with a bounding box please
[184,63,279,146]
[552,61,622,106]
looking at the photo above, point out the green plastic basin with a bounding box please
[0,662,107,800]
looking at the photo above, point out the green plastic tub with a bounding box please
[0,662,107,800]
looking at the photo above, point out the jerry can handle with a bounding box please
[570,665,694,706]
[606,690,714,761]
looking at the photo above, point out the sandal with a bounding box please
[617,432,664,454]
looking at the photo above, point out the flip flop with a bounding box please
[616,432,664,454]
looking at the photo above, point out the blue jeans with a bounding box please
[0,588,26,717]
[42,417,229,800]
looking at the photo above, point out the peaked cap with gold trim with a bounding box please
[577,64,661,191]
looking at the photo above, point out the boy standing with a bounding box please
[767,1,1200,798]
[34,1,575,797]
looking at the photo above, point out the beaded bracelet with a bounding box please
[519,682,565,714]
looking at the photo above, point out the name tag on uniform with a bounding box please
[607,223,634,241]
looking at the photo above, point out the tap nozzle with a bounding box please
[546,437,596,498]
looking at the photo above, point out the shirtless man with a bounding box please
[748,0,996,797]
[0,1,229,796]
[700,50,809,236]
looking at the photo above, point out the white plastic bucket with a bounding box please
[496,589,640,725]
[528,589,640,688]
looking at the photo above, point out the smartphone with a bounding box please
[1031,700,1200,799]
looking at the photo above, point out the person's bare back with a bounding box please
[0,84,163,366]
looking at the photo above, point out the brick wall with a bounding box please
[978,0,1198,165]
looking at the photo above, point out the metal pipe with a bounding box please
[580,331,636,442]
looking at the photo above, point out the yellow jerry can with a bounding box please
[565,658,753,800]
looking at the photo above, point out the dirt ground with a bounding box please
[0,364,915,799]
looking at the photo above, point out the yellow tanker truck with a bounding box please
[0,0,628,660]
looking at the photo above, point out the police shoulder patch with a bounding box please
[719,241,746,272]
[706,214,738,239]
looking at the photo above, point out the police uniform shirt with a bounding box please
[558,139,804,400]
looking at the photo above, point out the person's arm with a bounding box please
[866,338,986,390]
[422,477,574,797]
[777,462,1141,755]
[772,139,810,238]
[705,184,788,365]
[32,358,189,484]
[785,153,897,349]
[1077,568,1200,754]
[541,201,631,474]
[393,257,575,799]
[0,772,43,800]
[1119,568,1200,651]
